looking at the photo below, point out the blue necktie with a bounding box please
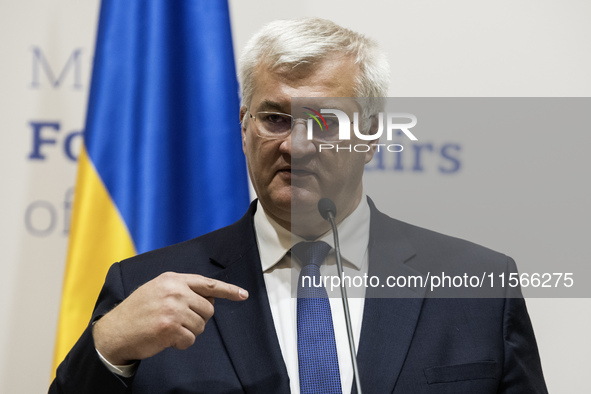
[293,241,342,394]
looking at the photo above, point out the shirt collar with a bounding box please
[254,195,371,272]
[254,201,293,272]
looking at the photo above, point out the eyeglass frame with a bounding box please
[245,109,355,142]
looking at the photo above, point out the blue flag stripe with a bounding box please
[84,0,249,253]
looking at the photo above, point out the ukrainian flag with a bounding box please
[52,0,249,376]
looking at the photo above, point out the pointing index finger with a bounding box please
[184,274,248,301]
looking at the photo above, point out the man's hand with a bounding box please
[92,272,249,365]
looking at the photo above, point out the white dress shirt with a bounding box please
[254,197,369,394]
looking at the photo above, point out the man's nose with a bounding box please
[282,122,316,158]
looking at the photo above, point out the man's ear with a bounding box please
[239,106,248,152]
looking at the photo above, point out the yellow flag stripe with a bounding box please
[51,146,136,378]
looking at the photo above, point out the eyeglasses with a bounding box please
[248,111,345,143]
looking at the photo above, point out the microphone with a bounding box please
[317,198,363,394]
[318,197,337,221]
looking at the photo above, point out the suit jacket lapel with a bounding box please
[353,199,426,394]
[206,199,426,394]
[209,202,290,394]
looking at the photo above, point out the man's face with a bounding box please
[240,55,376,236]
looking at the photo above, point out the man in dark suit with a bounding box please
[50,18,547,393]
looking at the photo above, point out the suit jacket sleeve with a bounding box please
[49,263,133,394]
[499,257,547,393]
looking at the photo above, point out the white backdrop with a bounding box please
[0,0,589,392]
[0,0,100,392]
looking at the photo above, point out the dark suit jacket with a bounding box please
[50,199,547,393]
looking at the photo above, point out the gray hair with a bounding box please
[238,17,390,123]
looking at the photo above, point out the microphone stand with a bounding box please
[325,209,363,394]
